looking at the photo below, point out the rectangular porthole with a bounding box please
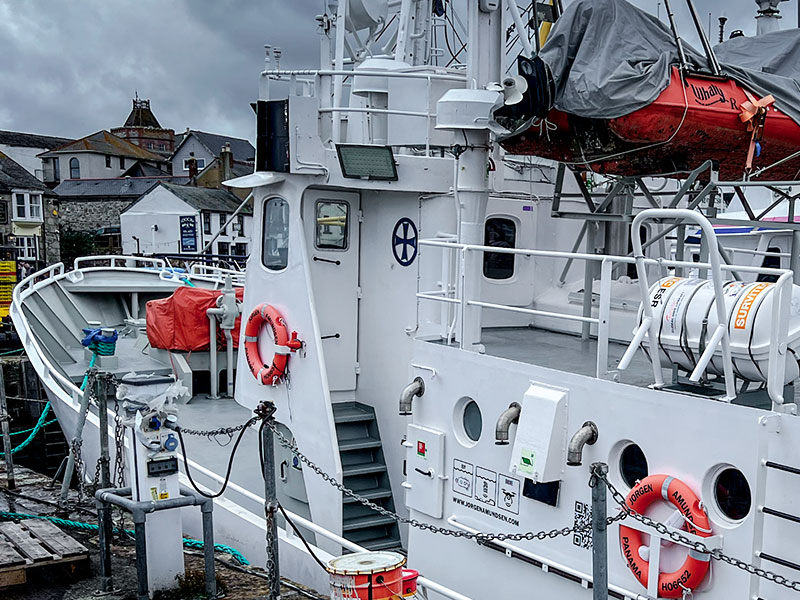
[315,200,349,250]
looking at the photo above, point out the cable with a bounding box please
[277,503,330,573]
[177,417,257,499]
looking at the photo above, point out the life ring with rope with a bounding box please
[244,304,303,385]
[619,474,712,598]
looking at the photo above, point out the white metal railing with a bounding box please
[417,221,794,409]
[447,516,648,600]
[11,255,246,398]
[263,67,466,151]
[179,456,474,600]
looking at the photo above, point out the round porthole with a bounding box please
[453,397,483,447]
[463,400,482,442]
[619,443,648,488]
[715,468,751,521]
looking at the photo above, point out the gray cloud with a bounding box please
[0,0,796,143]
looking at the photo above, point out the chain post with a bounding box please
[590,463,609,600]
[0,363,15,490]
[257,401,281,600]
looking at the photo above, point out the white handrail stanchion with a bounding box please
[596,259,612,379]
[631,209,735,399]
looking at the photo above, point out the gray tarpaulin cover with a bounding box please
[538,0,800,125]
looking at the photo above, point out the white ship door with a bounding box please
[304,190,360,391]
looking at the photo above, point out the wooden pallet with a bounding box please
[0,520,89,588]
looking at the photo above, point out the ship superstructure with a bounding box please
[11,1,800,599]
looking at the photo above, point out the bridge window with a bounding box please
[757,247,781,283]
[262,197,289,271]
[483,217,516,280]
[315,201,348,250]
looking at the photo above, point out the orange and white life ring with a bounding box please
[244,304,302,385]
[619,474,712,598]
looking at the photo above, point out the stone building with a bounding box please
[38,130,168,185]
[0,151,60,266]
[53,175,189,251]
[120,182,252,261]
[171,130,254,176]
[0,130,73,184]
[111,97,175,160]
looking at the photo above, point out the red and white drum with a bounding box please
[328,551,406,600]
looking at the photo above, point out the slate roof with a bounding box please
[121,162,171,177]
[39,131,166,161]
[0,151,52,194]
[174,131,255,161]
[123,99,162,128]
[54,176,189,199]
[197,157,254,180]
[0,130,73,150]
[157,182,252,214]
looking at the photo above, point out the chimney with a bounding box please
[220,142,233,183]
[187,151,198,183]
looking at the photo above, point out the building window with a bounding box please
[15,236,37,260]
[146,142,154,149]
[233,243,248,256]
[158,143,166,151]
[0,201,7,225]
[53,158,60,182]
[202,212,212,235]
[119,157,125,169]
[315,200,348,250]
[235,214,245,235]
[183,157,206,171]
[69,157,80,179]
[262,197,289,271]
[13,193,42,222]
[105,155,112,168]
[217,241,230,256]
[483,217,516,280]
[218,214,227,236]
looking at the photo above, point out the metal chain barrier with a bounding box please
[265,419,622,543]
[594,466,800,593]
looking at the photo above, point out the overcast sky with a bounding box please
[0,0,797,143]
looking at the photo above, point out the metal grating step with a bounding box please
[338,437,382,452]
[343,514,397,532]
[332,402,375,424]
[343,487,392,504]
[343,463,387,477]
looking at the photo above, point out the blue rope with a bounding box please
[0,511,250,565]
[8,418,58,436]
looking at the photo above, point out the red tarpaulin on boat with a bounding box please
[146,286,244,351]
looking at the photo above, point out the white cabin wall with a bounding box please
[356,190,434,539]
[235,178,344,555]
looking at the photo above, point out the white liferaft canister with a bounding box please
[638,276,800,383]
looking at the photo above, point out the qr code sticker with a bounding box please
[573,501,592,549]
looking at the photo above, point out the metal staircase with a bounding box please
[332,401,401,551]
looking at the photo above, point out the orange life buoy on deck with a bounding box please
[244,304,302,385]
[619,474,712,598]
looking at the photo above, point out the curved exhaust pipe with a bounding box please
[567,421,598,466]
[399,377,425,415]
[495,402,521,445]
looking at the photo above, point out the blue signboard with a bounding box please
[180,216,198,253]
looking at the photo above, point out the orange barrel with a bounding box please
[402,569,419,597]
[328,551,406,600]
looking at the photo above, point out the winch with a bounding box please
[639,276,800,383]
